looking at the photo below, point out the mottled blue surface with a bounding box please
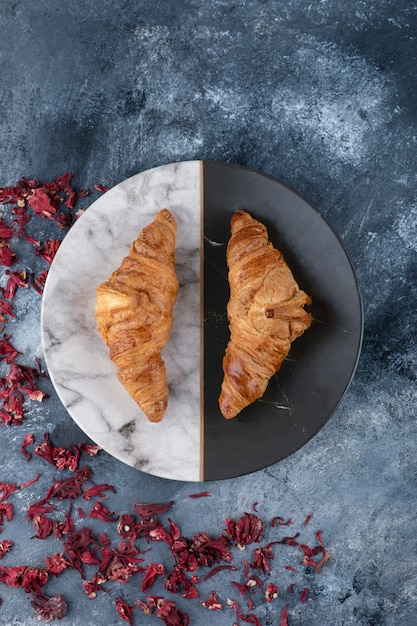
[0,1,416,624]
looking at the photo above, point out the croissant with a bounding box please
[219,210,312,419]
[95,208,179,422]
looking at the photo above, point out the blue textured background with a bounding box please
[0,1,416,624]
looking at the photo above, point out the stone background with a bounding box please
[0,1,416,624]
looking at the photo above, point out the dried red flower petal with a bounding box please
[280,605,289,626]
[4,270,27,300]
[20,567,49,593]
[0,481,19,502]
[135,597,156,615]
[202,564,237,581]
[271,516,292,527]
[94,184,110,193]
[227,598,260,626]
[231,580,249,599]
[78,442,101,456]
[20,432,34,460]
[27,188,57,219]
[171,531,232,572]
[0,334,21,363]
[155,598,190,626]
[265,582,278,602]
[115,597,136,625]
[0,244,17,267]
[82,573,108,599]
[99,546,145,583]
[20,473,40,490]
[134,501,174,521]
[63,527,96,576]
[31,270,48,295]
[250,542,279,574]
[43,553,69,577]
[164,565,196,595]
[201,591,222,610]
[30,592,67,622]
[82,483,116,501]
[0,297,16,322]
[89,500,119,522]
[77,507,86,519]
[0,540,13,559]
[300,586,309,603]
[225,513,264,548]
[0,502,14,525]
[32,515,54,540]
[141,563,165,593]
[285,564,298,573]
[34,239,60,265]
[34,432,81,471]
[188,492,210,498]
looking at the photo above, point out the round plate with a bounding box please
[41,161,363,481]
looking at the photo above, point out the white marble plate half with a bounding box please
[41,161,202,481]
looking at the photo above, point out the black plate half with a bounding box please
[202,161,363,480]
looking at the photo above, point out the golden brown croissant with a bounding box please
[219,210,312,419]
[95,209,179,422]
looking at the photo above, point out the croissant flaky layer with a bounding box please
[95,209,179,422]
[219,210,312,419]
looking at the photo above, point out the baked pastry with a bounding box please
[95,209,179,422]
[219,210,312,419]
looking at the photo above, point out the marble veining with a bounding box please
[41,161,202,481]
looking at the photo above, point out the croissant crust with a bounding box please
[219,210,312,419]
[95,209,179,422]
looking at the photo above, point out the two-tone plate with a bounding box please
[41,161,363,481]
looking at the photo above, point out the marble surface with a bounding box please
[42,161,202,482]
[0,1,417,624]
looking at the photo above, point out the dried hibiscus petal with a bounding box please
[134,501,174,521]
[115,597,136,625]
[27,188,57,219]
[99,546,145,583]
[271,516,292,527]
[190,532,232,568]
[0,334,21,363]
[34,239,60,265]
[4,270,27,300]
[30,592,67,622]
[155,597,190,626]
[227,598,261,626]
[31,270,49,295]
[82,573,108,599]
[43,553,70,577]
[0,502,14,524]
[201,591,222,610]
[89,500,119,522]
[0,481,19,502]
[82,483,116,501]
[78,442,101,456]
[225,512,264,548]
[0,540,13,559]
[188,492,210,498]
[20,432,34,460]
[202,564,237,581]
[34,432,80,471]
[141,563,165,593]
[0,297,16,321]
[164,565,196,595]
[280,605,289,626]
[265,582,279,602]
[0,244,17,267]
[250,542,279,575]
